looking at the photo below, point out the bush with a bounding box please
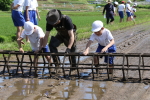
[137,5,150,9]
[11,35,16,42]
[0,0,13,11]
[0,36,7,43]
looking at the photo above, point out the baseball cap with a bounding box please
[91,20,103,32]
[24,21,34,35]
[121,1,125,3]
[46,9,61,25]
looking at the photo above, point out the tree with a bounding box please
[0,0,13,11]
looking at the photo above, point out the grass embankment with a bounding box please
[0,7,150,51]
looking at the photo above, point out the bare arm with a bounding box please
[127,6,132,12]
[39,37,44,49]
[101,39,115,53]
[12,4,20,9]
[17,37,24,53]
[10,3,14,12]
[35,37,44,53]
[25,6,29,21]
[83,40,93,55]
[36,8,41,21]
[124,8,126,15]
[43,31,50,47]
[67,29,74,49]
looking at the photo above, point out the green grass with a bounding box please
[0,8,150,51]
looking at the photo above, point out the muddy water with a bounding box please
[3,77,106,100]
[2,76,149,100]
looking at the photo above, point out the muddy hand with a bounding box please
[100,51,106,58]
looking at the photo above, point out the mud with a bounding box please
[0,22,150,100]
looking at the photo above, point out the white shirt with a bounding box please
[118,4,125,11]
[126,3,131,12]
[24,0,38,10]
[89,28,114,46]
[131,7,136,12]
[21,26,45,51]
[13,0,25,12]
[114,7,117,12]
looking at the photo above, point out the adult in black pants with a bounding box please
[103,0,115,24]
[43,9,77,70]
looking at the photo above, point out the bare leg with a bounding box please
[109,65,114,74]
[16,26,25,44]
[94,56,99,73]
[127,16,131,21]
[16,26,22,38]
[34,55,39,76]
[120,18,123,23]
[45,55,53,63]
[45,55,54,72]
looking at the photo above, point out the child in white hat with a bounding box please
[114,1,119,15]
[83,20,116,74]
[126,0,132,21]
[23,0,41,42]
[17,21,52,66]
[131,3,137,24]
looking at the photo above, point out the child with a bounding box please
[83,20,116,74]
[125,0,132,21]
[131,3,137,24]
[23,0,41,25]
[113,1,118,16]
[118,1,126,23]
[17,21,52,68]
[11,0,25,39]
[24,0,41,42]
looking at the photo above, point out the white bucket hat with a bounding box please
[91,20,103,32]
[24,21,34,35]
[127,0,132,3]
[133,3,137,6]
[114,1,118,5]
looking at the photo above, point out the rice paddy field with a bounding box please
[0,1,150,51]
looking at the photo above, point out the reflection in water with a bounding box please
[0,78,4,83]
[53,80,78,99]
[82,82,106,100]
[144,85,149,89]
[0,76,11,88]
[43,80,106,100]
[7,79,43,100]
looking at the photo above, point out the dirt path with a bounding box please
[0,22,150,100]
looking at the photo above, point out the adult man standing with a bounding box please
[103,0,115,24]
[43,9,77,70]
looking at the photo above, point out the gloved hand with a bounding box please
[65,48,71,53]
